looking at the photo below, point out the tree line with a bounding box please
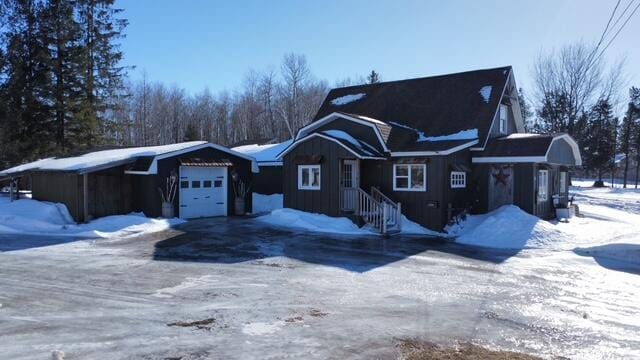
[1,1,639,188]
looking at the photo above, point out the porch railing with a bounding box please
[355,187,402,235]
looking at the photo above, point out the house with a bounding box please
[232,139,293,195]
[277,66,581,234]
[0,141,258,222]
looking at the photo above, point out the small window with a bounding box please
[393,164,426,191]
[214,180,223,188]
[538,170,548,201]
[191,181,201,188]
[203,180,212,188]
[180,181,189,189]
[559,172,567,193]
[298,165,321,190]
[499,104,508,134]
[450,171,466,188]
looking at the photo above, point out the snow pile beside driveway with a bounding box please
[252,193,283,214]
[257,208,443,236]
[0,197,184,238]
[447,205,569,249]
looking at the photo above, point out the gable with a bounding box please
[314,117,386,153]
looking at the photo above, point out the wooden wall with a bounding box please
[32,172,83,221]
[87,166,133,219]
[253,166,283,195]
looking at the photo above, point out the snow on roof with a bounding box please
[331,93,366,106]
[500,133,544,139]
[479,85,492,103]
[0,141,208,175]
[389,121,478,143]
[232,140,293,164]
[322,129,379,156]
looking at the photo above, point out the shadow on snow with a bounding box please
[574,243,640,275]
[0,233,81,252]
[152,217,519,273]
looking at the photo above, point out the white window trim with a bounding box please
[499,104,508,134]
[393,164,427,192]
[298,165,321,190]
[450,171,466,188]
[559,171,567,193]
[538,169,549,201]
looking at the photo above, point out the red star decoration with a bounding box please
[492,168,510,186]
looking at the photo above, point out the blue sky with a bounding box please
[117,0,639,97]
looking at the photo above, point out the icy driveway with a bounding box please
[0,218,639,359]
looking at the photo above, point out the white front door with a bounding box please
[179,166,227,218]
[341,159,359,211]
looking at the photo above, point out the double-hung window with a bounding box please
[393,164,426,191]
[559,172,567,193]
[298,165,321,190]
[450,171,466,188]
[538,169,549,201]
[499,104,508,134]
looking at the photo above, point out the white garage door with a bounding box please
[179,166,227,218]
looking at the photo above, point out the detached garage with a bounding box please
[0,142,258,222]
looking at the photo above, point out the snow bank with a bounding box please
[257,208,442,236]
[252,193,283,214]
[447,205,568,249]
[0,197,184,238]
[479,85,492,103]
[331,93,366,106]
[232,140,293,163]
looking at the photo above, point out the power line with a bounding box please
[604,0,637,39]
[592,0,640,65]
[585,0,624,73]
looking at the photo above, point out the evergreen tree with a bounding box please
[183,122,199,141]
[618,87,640,188]
[75,0,128,148]
[583,99,617,186]
[0,0,55,166]
[366,70,380,84]
[517,88,533,131]
[534,90,571,134]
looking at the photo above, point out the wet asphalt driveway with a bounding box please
[0,217,638,359]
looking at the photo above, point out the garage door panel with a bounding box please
[179,166,227,219]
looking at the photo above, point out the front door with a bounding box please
[341,159,359,211]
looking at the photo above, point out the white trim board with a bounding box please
[294,112,390,153]
[125,143,259,175]
[277,133,386,160]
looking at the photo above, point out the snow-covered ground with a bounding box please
[251,193,283,214]
[0,186,639,359]
[0,196,184,238]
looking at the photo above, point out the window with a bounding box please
[214,180,223,188]
[499,104,508,134]
[393,164,426,191]
[180,181,189,189]
[538,169,548,201]
[559,172,567,193]
[298,165,321,190]
[450,171,466,188]
[203,180,212,188]
[191,181,201,188]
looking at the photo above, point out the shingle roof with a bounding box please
[313,66,512,153]
[474,134,555,157]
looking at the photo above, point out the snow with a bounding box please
[242,321,285,336]
[252,193,283,214]
[0,141,207,175]
[447,184,640,267]
[388,122,478,143]
[232,140,293,164]
[321,129,379,155]
[330,93,366,106]
[479,85,492,103]
[257,208,442,236]
[0,196,184,238]
[501,133,543,139]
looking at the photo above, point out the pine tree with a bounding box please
[0,0,55,166]
[183,122,199,141]
[366,70,380,84]
[517,88,533,131]
[75,0,128,149]
[534,90,571,134]
[618,87,640,188]
[583,99,617,187]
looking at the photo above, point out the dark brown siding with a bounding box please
[87,166,133,219]
[253,166,282,195]
[283,136,352,217]
[360,157,448,231]
[32,173,83,221]
[442,150,473,219]
[470,164,490,214]
[315,117,385,153]
[513,163,534,214]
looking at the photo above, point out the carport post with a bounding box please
[83,173,89,223]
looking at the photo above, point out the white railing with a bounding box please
[356,187,402,235]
